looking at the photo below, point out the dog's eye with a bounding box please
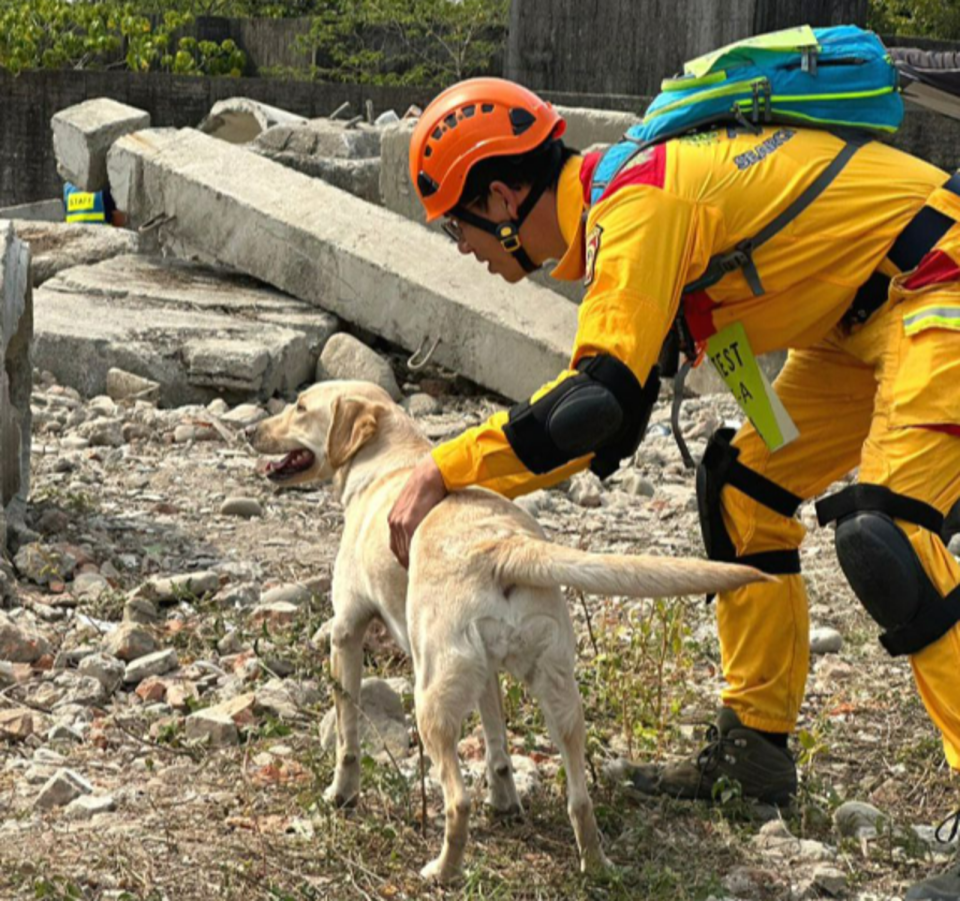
[296,402,306,413]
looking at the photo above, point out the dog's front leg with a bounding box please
[325,610,369,808]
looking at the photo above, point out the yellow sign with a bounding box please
[706,322,798,452]
[67,192,96,212]
[685,25,819,79]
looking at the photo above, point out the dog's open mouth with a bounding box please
[264,448,316,481]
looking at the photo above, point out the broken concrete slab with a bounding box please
[252,118,382,204]
[254,118,382,160]
[109,128,577,403]
[554,105,640,151]
[0,199,63,223]
[32,254,339,405]
[198,97,307,145]
[52,98,151,193]
[13,220,141,287]
[0,221,32,551]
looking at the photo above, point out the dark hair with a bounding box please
[458,138,578,210]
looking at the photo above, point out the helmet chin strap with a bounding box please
[452,141,563,274]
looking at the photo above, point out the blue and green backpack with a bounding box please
[590,24,904,205]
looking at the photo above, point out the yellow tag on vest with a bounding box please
[706,322,799,452]
[67,192,96,212]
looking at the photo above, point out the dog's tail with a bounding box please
[487,535,774,598]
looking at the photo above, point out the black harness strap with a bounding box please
[703,431,803,519]
[816,484,945,534]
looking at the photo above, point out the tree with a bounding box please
[299,0,508,85]
[868,0,960,40]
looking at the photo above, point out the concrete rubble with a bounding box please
[107,127,577,403]
[198,97,307,145]
[52,98,151,193]
[32,254,339,404]
[0,220,32,551]
[12,220,140,286]
[251,117,384,204]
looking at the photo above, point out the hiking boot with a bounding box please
[906,811,960,900]
[624,707,797,806]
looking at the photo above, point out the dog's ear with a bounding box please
[326,396,383,469]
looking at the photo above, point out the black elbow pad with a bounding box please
[503,355,660,479]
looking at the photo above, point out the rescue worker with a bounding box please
[387,78,960,899]
[63,181,117,225]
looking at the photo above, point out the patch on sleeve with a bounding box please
[584,225,603,287]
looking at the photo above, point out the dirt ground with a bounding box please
[1,367,957,901]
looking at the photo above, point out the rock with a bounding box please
[30,672,106,709]
[34,768,93,809]
[102,623,156,662]
[317,333,401,401]
[221,404,268,428]
[509,754,541,799]
[64,793,116,820]
[78,418,125,447]
[217,631,244,656]
[174,424,220,443]
[77,653,125,694]
[135,676,167,703]
[810,626,844,655]
[249,601,299,630]
[0,612,51,663]
[123,648,179,683]
[185,710,239,747]
[106,368,160,402]
[834,800,884,838]
[320,677,409,760]
[124,596,159,624]
[141,571,219,603]
[165,680,199,711]
[71,572,109,600]
[813,865,846,897]
[403,393,441,416]
[254,680,301,720]
[569,472,603,508]
[219,497,264,518]
[0,707,39,741]
[950,532,960,557]
[620,472,655,498]
[13,542,77,586]
[260,583,310,607]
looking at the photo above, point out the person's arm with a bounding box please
[432,186,698,499]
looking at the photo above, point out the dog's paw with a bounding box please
[579,848,613,875]
[419,857,461,884]
[323,783,358,809]
[485,796,523,820]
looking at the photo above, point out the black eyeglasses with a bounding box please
[441,218,464,244]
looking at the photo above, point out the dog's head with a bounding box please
[249,380,393,486]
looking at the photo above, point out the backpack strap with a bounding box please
[685,133,869,297]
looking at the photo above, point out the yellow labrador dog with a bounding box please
[250,380,769,883]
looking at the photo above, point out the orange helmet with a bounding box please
[410,77,566,222]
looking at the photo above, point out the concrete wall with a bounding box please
[507,0,868,96]
[0,71,431,208]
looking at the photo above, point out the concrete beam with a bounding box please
[0,221,32,550]
[107,128,577,403]
[52,98,151,193]
[198,97,307,145]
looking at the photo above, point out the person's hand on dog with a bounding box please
[389,455,448,568]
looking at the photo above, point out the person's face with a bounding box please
[441,183,530,284]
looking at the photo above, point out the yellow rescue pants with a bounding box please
[717,242,960,770]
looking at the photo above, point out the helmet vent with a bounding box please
[444,113,458,129]
[509,108,536,136]
[481,103,494,113]
[417,171,440,198]
[462,104,476,118]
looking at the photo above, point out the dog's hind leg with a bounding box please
[477,672,521,816]
[528,657,610,874]
[416,668,479,884]
[325,605,373,808]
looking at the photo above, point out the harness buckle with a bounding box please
[497,223,522,253]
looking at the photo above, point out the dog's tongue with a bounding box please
[263,449,315,480]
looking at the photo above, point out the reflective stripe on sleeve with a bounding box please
[903,306,960,336]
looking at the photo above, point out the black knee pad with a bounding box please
[835,510,960,656]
